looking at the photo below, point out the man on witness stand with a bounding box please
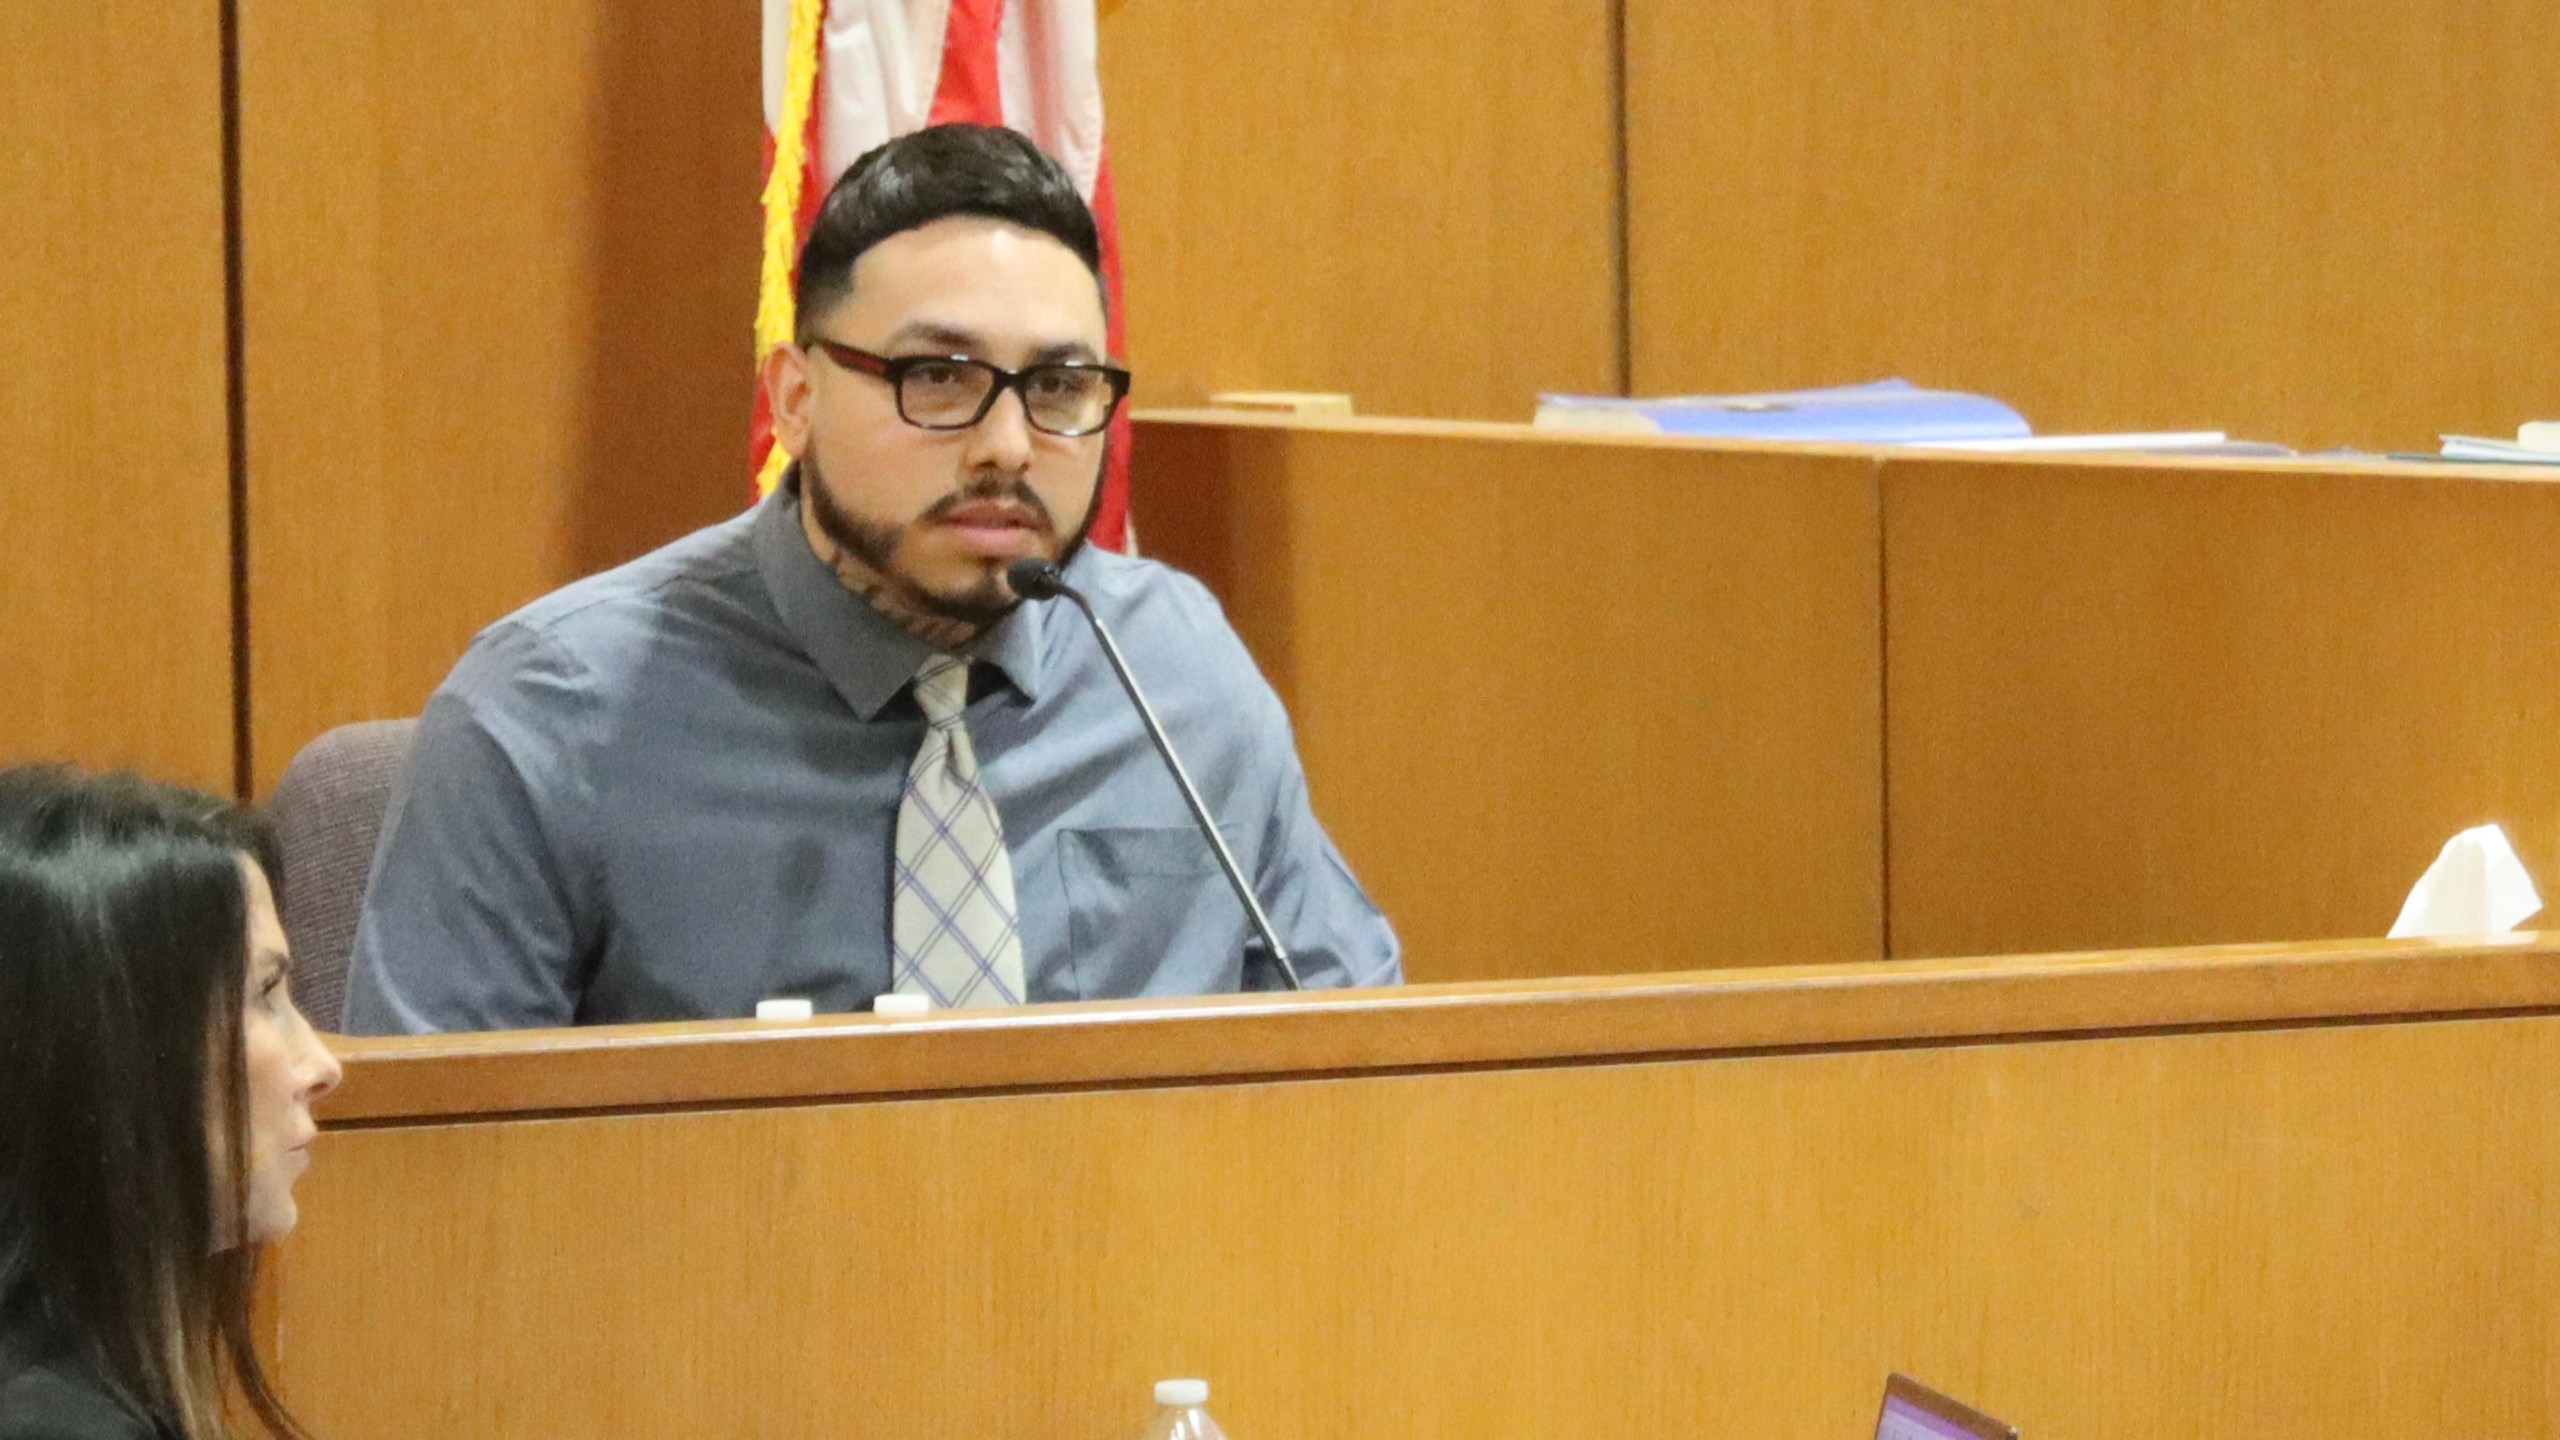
[343,124,1399,1033]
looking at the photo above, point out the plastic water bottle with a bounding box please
[1139,1379,1228,1440]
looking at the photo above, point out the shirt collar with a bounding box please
[750,478,1048,720]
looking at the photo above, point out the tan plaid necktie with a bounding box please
[890,655,1026,1006]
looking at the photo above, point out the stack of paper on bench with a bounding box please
[2436,421,2560,464]
[1533,378,2290,453]
[1534,379,2030,443]
[1922,431,2293,456]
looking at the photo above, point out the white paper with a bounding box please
[1530,402,1663,435]
[2439,435,2560,465]
[1916,431,2228,453]
[2388,824,2543,938]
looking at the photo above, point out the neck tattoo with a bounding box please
[829,556,977,645]
[813,537,984,650]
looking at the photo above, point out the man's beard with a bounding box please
[800,441,1102,629]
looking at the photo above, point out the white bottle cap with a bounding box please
[753,998,814,1022]
[1154,1379,1210,1408]
[873,993,932,1018]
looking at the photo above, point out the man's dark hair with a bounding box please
[0,765,310,1440]
[793,123,1103,340]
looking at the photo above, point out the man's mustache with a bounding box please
[921,475,1055,530]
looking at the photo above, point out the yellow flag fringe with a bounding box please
[756,0,827,496]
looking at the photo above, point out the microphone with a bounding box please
[1007,556,1303,990]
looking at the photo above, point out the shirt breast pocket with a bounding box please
[1058,825,1243,998]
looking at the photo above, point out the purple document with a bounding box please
[1873,1375,2017,1440]
[1534,379,2031,443]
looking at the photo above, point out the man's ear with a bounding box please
[761,343,814,457]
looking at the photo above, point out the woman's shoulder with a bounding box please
[0,1357,166,1440]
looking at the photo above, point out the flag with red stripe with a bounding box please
[754,0,1131,553]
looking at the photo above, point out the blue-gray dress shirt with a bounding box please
[341,485,1400,1033]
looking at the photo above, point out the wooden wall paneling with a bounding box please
[0,2,234,791]
[271,947,2560,1440]
[236,0,762,794]
[1132,415,1883,980]
[1098,0,1620,421]
[1626,0,2560,453]
[1884,454,2560,959]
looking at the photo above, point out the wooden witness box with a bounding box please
[271,936,2560,1439]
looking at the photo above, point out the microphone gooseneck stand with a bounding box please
[1007,556,1304,991]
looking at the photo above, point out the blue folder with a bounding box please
[1535,378,2030,444]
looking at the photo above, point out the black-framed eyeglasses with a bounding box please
[808,339,1132,437]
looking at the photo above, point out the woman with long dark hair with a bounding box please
[0,766,342,1439]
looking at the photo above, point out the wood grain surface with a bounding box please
[1884,453,2560,958]
[1130,413,1884,980]
[235,0,760,793]
[275,940,2560,1439]
[1099,0,1618,419]
[1627,0,2560,452]
[0,2,234,790]
[315,934,2560,1123]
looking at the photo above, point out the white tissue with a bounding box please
[2388,824,2544,938]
